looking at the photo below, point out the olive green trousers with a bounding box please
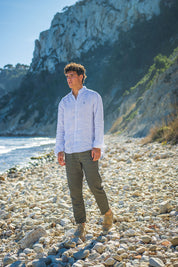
[65,150,110,224]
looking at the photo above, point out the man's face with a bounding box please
[65,71,83,89]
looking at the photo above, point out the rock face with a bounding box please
[108,57,178,136]
[30,0,161,72]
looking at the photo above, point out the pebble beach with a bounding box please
[0,135,178,267]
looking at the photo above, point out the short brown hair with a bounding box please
[64,62,87,83]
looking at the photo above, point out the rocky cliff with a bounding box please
[0,0,177,137]
[30,0,161,72]
[109,50,178,136]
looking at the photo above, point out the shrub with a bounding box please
[154,54,172,70]
[142,114,178,145]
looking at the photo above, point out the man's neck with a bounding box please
[72,86,83,98]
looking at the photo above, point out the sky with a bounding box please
[0,0,78,68]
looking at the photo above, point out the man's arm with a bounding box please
[55,100,65,165]
[92,93,104,161]
[92,94,104,161]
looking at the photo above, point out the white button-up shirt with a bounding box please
[55,86,104,154]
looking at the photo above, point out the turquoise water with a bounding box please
[0,137,55,173]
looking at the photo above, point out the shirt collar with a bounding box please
[78,86,86,95]
[70,86,86,97]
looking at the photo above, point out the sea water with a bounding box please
[0,137,56,174]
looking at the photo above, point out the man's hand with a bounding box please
[58,152,66,166]
[91,147,101,161]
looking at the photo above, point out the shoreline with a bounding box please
[0,149,55,177]
[0,136,56,175]
[0,135,178,267]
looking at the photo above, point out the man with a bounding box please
[55,62,113,241]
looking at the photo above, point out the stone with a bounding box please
[142,235,151,243]
[117,248,126,254]
[136,246,146,254]
[132,190,141,197]
[64,240,76,248]
[3,255,18,266]
[149,245,157,251]
[23,248,34,255]
[171,236,178,246]
[158,201,172,214]
[8,261,25,267]
[113,253,122,261]
[31,260,46,267]
[93,243,105,253]
[73,261,84,267]
[149,257,165,267]
[19,226,47,249]
[104,257,115,265]
[73,249,90,260]
[88,251,100,261]
[96,235,107,243]
[33,243,44,253]
[0,176,5,181]
[60,218,71,226]
[48,246,58,255]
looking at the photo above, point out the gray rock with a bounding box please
[31,260,46,267]
[73,249,90,260]
[60,218,71,226]
[61,254,69,262]
[159,201,172,214]
[88,251,100,261]
[3,255,18,266]
[114,263,126,267]
[96,235,107,243]
[23,248,34,255]
[104,257,115,265]
[93,243,105,253]
[73,261,84,267]
[171,236,178,246]
[48,246,58,255]
[149,257,165,267]
[19,226,47,249]
[136,246,146,254]
[142,235,151,243]
[64,239,76,248]
[6,261,24,267]
[33,243,44,253]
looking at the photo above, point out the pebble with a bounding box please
[104,257,116,265]
[0,135,177,266]
[73,249,90,259]
[149,257,165,267]
[171,236,178,246]
[3,255,18,266]
[136,246,146,254]
[93,243,105,253]
[142,235,152,243]
[19,226,47,249]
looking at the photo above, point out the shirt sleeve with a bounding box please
[93,93,104,149]
[55,99,65,156]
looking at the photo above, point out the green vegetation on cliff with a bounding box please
[128,47,178,95]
